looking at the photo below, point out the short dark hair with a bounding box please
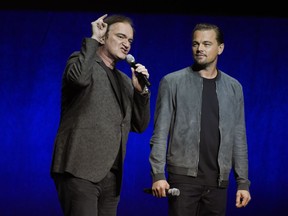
[193,23,224,45]
[104,14,135,34]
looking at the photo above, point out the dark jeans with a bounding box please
[53,171,120,216]
[168,183,227,216]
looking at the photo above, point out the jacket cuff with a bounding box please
[237,183,250,191]
[152,173,166,183]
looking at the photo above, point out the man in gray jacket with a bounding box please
[149,23,251,216]
[51,14,150,216]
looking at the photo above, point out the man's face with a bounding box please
[192,29,224,66]
[104,22,134,61]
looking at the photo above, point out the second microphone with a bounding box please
[143,188,180,197]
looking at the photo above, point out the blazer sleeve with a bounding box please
[130,90,151,133]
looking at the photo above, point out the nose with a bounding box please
[123,39,131,47]
[197,43,204,50]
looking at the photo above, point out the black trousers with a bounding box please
[168,183,227,216]
[53,171,120,216]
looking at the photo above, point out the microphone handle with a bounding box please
[130,62,151,87]
[143,188,180,196]
[136,72,151,87]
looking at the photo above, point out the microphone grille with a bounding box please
[170,188,180,196]
[126,54,135,64]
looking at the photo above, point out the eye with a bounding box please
[192,42,199,47]
[117,34,125,39]
[203,42,212,47]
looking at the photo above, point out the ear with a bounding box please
[218,43,224,55]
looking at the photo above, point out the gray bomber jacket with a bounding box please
[149,66,250,191]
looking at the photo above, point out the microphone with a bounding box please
[126,54,151,87]
[143,188,180,197]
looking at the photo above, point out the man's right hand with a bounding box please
[152,180,170,198]
[91,14,108,44]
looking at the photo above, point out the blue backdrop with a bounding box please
[1,10,288,216]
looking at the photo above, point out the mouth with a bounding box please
[118,50,128,60]
[121,47,129,55]
[195,54,206,59]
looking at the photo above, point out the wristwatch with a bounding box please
[140,86,150,96]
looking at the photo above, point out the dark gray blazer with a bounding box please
[50,38,150,188]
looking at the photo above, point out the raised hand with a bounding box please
[91,14,108,43]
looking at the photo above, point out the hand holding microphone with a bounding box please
[126,54,151,87]
[143,188,180,197]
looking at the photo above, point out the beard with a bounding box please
[192,62,208,71]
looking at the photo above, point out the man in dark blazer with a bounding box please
[50,14,150,216]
